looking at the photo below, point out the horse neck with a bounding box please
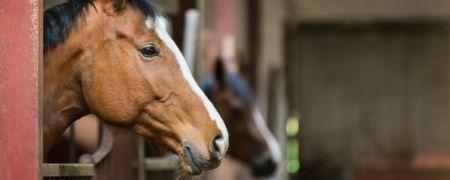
[43,47,88,154]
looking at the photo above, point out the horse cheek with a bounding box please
[83,71,139,126]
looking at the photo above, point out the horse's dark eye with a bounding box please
[139,45,159,58]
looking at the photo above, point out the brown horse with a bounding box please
[44,0,228,174]
[201,60,281,177]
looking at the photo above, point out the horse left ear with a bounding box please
[214,58,228,90]
[102,0,127,15]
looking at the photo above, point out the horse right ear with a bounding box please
[214,58,228,90]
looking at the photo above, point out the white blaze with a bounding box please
[147,17,229,156]
[252,108,282,163]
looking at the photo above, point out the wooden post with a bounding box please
[0,0,42,179]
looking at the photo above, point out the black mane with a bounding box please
[44,0,158,51]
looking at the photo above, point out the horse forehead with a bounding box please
[145,16,166,31]
[227,75,254,105]
[200,75,250,92]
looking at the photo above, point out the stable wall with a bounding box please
[286,21,450,178]
[292,0,450,22]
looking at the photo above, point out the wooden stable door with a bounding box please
[286,22,450,179]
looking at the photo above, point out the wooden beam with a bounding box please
[42,163,95,177]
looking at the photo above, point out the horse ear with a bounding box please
[214,58,228,90]
[102,0,127,15]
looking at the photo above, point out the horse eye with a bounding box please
[139,45,159,58]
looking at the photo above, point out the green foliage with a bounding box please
[286,116,300,173]
[286,116,299,136]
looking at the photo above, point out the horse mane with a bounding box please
[44,0,158,51]
[201,74,254,107]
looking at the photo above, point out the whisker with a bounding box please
[174,168,204,180]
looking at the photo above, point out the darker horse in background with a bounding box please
[43,0,228,174]
[201,60,282,177]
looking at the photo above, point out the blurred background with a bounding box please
[44,0,450,179]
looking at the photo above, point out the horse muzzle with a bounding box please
[181,141,223,175]
[251,154,278,177]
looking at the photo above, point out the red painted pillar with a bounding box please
[0,0,42,179]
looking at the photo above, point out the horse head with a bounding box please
[201,60,282,177]
[43,0,228,174]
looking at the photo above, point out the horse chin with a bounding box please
[178,145,205,175]
[179,159,204,176]
[178,158,204,176]
[178,141,224,175]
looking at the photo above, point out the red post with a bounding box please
[0,0,42,179]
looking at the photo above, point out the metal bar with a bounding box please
[144,155,180,171]
[98,121,104,148]
[182,9,200,72]
[69,125,76,162]
[0,0,42,179]
[42,164,95,177]
[136,137,180,175]
[79,122,114,164]
[137,137,146,180]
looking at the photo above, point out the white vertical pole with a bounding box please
[183,9,200,73]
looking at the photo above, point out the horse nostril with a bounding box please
[252,156,278,177]
[204,133,224,169]
[264,158,276,170]
[212,133,225,157]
